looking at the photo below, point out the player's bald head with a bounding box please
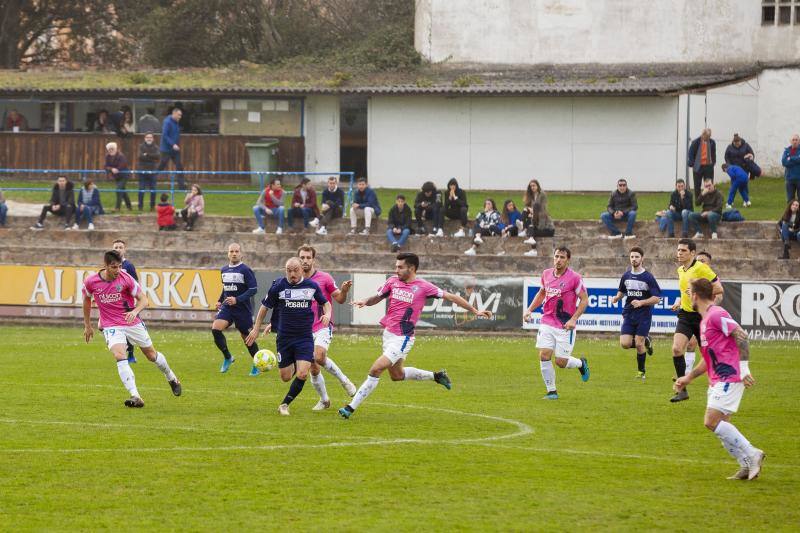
[228,242,241,252]
[285,257,303,283]
[286,257,301,269]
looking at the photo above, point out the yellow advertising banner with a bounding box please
[0,265,222,310]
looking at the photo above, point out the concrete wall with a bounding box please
[756,68,800,174]
[368,95,679,192]
[415,0,800,64]
[303,95,340,177]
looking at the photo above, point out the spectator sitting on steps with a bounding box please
[443,178,469,237]
[157,193,177,231]
[180,184,204,231]
[521,179,554,255]
[655,179,693,238]
[387,194,413,252]
[689,177,723,240]
[0,189,7,226]
[31,176,76,230]
[288,177,320,230]
[349,177,381,235]
[464,198,502,256]
[75,179,104,230]
[779,199,800,260]
[315,176,344,235]
[414,181,442,236]
[252,178,285,235]
[600,178,638,239]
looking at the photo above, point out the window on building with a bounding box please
[779,0,792,24]
[763,0,800,25]
[763,0,776,25]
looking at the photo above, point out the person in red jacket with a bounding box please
[288,177,320,229]
[156,193,176,231]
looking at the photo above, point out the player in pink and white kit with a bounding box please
[523,246,590,400]
[297,244,357,411]
[339,253,492,419]
[82,250,182,408]
[674,278,765,480]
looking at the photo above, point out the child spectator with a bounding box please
[464,199,502,256]
[180,184,204,231]
[779,199,800,259]
[157,193,177,231]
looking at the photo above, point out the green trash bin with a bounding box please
[245,138,279,186]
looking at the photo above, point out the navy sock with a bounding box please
[282,377,306,405]
[673,355,686,377]
[636,353,646,373]
[247,342,260,358]
[212,329,232,359]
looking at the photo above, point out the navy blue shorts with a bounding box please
[276,336,315,369]
[621,312,652,337]
[215,306,254,335]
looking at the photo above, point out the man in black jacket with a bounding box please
[32,176,76,230]
[600,178,638,239]
[443,177,469,237]
[138,133,160,211]
[687,128,716,196]
[414,181,442,236]
[724,134,761,180]
[658,179,694,238]
[314,176,344,236]
[386,194,412,252]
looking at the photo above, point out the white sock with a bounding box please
[403,367,434,381]
[564,356,583,369]
[310,372,329,402]
[349,375,379,410]
[715,420,756,460]
[685,351,696,375]
[324,357,349,385]
[154,352,177,382]
[117,360,140,398]
[540,360,556,392]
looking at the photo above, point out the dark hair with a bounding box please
[191,184,203,195]
[554,245,571,259]
[160,193,169,202]
[721,163,729,171]
[104,250,122,264]
[617,178,628,185]
[421,181,436,193]
[269,177,281,186]
[697,250,712,261]
[297,244,316,258]
[676,179,685,185]
[782,199,800,222]
[524,179,542,207]
[690,278,714,301]
[357,177,367,183]
[629,246,644,257]
[397,252,419,271]
[677,238,696,252]
[483,198,497,211]
[396,194,406,201]
[297,177,311,188]
[702,177,713,183]
[112,239,126,246]
[501,199,519,224]
[84,179,94,190]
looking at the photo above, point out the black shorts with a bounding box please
[675,310,702,341]
[276,335,315,369]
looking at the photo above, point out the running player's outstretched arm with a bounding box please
[332,280,353,304]
[246,305,272,346]
[523,287,546,321]
[443,291,492,319]
[352,293,387,308]
[733,326,755,387]
[82,294,94,343]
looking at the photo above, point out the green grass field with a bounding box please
[1,326,797,530]
[0,176,791,221]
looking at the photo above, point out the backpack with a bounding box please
[722,209,745,222]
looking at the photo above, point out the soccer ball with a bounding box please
[253,349,278,372]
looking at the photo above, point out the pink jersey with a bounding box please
[310,269,338,333]
[539,267,585,330]
[378,276,443,336]
[700,306,743,385]
[82,270,142,328]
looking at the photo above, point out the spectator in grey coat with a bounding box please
[137,133,160,210]
[600,178,638,239]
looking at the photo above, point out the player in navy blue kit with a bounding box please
[610,247,662,380]
[112,239,138,364]
[246,257,332,416]
[212,243,260,374]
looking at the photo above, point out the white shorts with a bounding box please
[706,381,745,415]
[382,329,415,365]
[535,323,576,358]
[102,323,153,350]
[313,326,333,350]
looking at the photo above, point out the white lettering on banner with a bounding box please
[162,271,184,307]
[425,291,500,314]
[186,274,209,309]
[29,269,71,304]
[781,284,800,328]
[74,269,94,301]
[739,283,800,328]
[139,271,163,306]
[29,270,50,304]
[51,269,71,304]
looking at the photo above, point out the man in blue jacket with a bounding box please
[349,177,381,235]
[782,134,800,202]
[687,128,716,197]
[157,107,185,190]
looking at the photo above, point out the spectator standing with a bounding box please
[386,194,413,252]
[314,176,344,235]
[137,132,160,211]
[600,178,638,239]
[349,177,381,235]
[687,128,716,196]
[104,142,132,211]
[781,134,800,202]
[288,177,320,229]
[158,107,185,190]
[656,179,693,238]
[180,184,204,231]
[724,134,761,179]
[4,109,28,131]
[252,178,285,235]
[157,193,177,231]
[0,189,7,226]
[689,178,724,239]
[721,163,751,208]
[443,178,469,237]
[464,199,502,256]
[75,179,104,230]
[779,200,800,259]
[137,108,161,134]
[31,176,75,230]
[414,181,442,236]
[94,109,111,133]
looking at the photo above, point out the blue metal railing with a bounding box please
[0,168,355,211]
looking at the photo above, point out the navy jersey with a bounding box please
[618,269,661,317]
[121,259,138,281]
[219,262,258,315]
[262,277,327,338]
